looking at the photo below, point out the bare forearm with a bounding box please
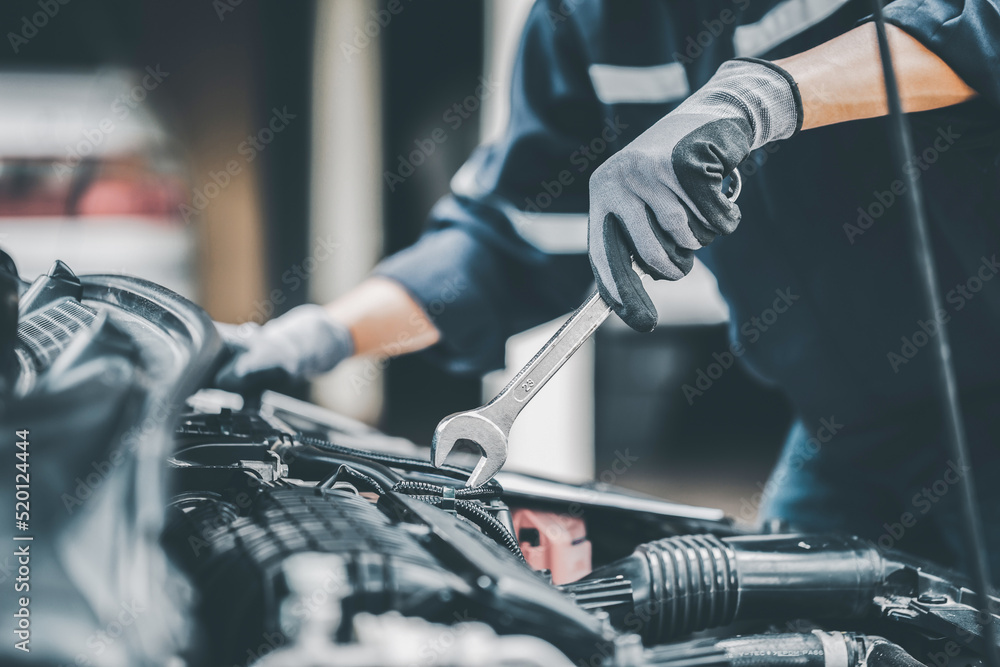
[325,276,440,358]
[775,23,977,131]
[320,28,974,359]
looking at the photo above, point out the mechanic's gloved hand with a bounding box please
[588,58,802,332]
[214,304,354,393]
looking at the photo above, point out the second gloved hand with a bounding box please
[214,304,354,393]
[588,58,802,332]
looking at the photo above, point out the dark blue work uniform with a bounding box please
[376,0,1000,573]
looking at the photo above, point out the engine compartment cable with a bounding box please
[393,479,503,501]
[296,432,503,493]
[308,456,523,562]
[318,464,387,495]
[868,3,999,664]
[409,493,526,563]
[391,480,523,561]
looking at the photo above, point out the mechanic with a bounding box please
[217,1,1000,575]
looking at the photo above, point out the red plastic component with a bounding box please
[512,508,592,585]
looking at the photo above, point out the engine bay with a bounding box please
[1,255,996,667]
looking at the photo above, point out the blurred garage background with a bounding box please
[0,0,791,520]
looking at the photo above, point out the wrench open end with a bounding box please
[429,178,739,489]
[431,410,509,488]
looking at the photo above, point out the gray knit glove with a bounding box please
[589,58,802,332]
[214,304,354,393]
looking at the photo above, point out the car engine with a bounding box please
[1,254,996,667]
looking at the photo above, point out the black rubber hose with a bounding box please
[573,534,883,643]
[658,633,828,667]
[644,633,923,667]
[868,4,999,665]
[713,634,828,667]
[866,641,928,667]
